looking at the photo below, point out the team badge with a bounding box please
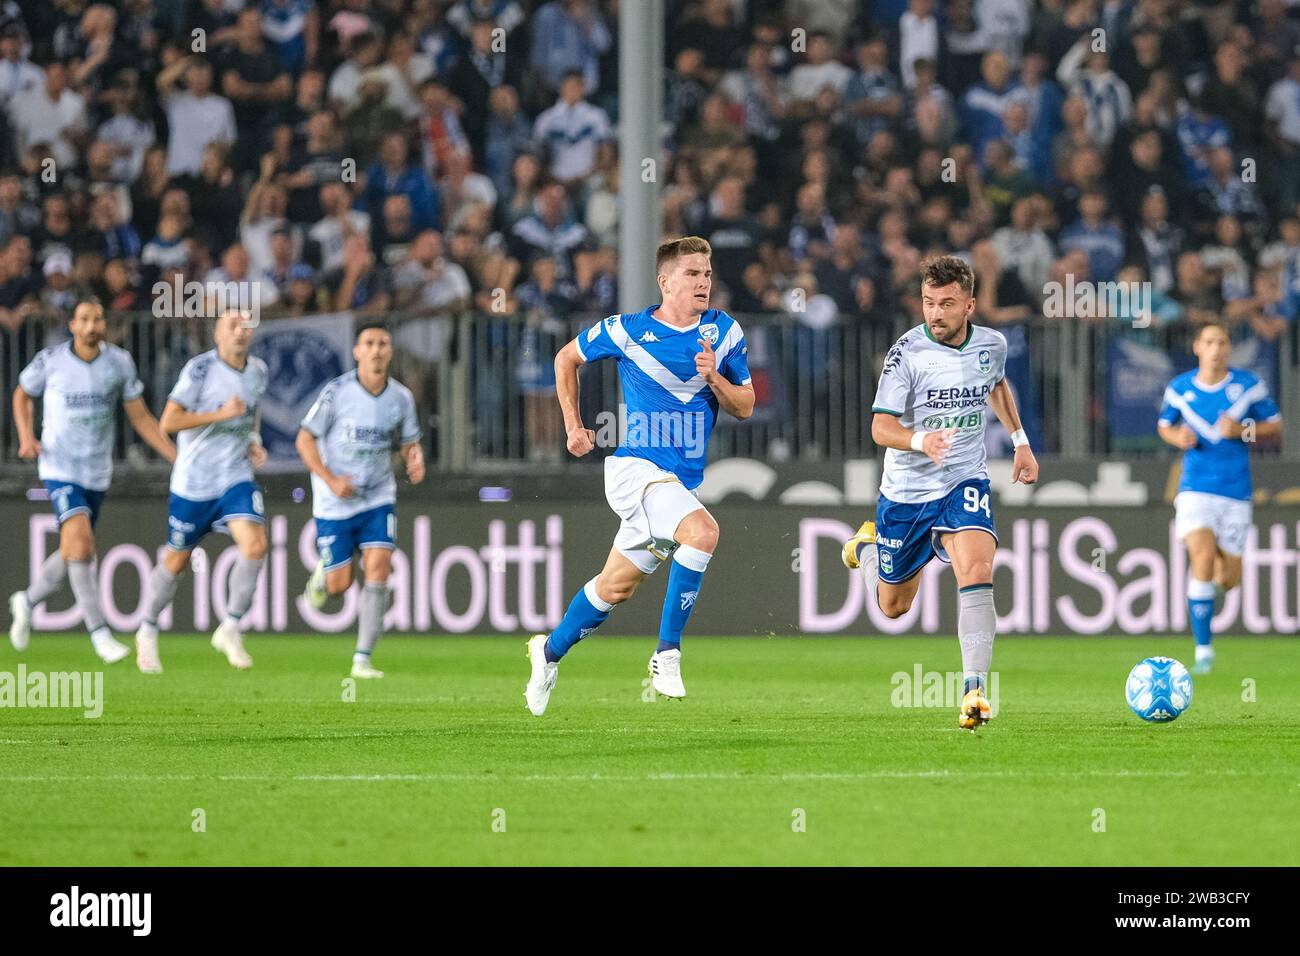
[977,349,991,374]
[1226,383,1243,402]
[699,323,720,346]
[879,549,893,575]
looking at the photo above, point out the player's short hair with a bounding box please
[656,236,712,275]
[1195,319,1230,340]
[920,255,975,296]
[356,319,391,340]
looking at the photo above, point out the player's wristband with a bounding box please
[910,430,929,452]
[1010,429,1029,449]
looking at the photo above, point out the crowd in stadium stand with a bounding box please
[0,0,1298,357]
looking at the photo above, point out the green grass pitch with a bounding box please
[1,634,1296,866]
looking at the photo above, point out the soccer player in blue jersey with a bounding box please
[524,236,755,715]
[134,309,270,673]
[297,322,425,678]
[1158,322,1282,674]
[8,301,175,662]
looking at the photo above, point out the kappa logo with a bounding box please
[699,323,719,345]
[640,331,659,343]
[680,590,699,611]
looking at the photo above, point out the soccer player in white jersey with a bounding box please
[297,321,425,678]
[134,309,270,673]
[524,236,755,715]
[1157,322,1282,674]
[8,301,175,662]
[841,256,1039,730]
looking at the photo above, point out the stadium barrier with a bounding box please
[3,310,1298,475]
[4,497,1297,637]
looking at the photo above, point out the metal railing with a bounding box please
[3,310,1297,476]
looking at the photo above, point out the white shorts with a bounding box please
[604,455,706,574]
[1174,491,1252,556]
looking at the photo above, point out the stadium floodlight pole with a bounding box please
[618,0,663,311]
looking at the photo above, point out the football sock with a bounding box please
[224,555,264,627]
[658,545,711,653]
[545,578,613,662]
[67,559,107,635]
[958,583,995,690]
[142,564,179,627]
[355,583,387,659]
[25,552,67,605]
[1188,578,1215,647]
[855,541,881,609]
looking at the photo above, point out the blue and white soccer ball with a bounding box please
[1125,656,1193,722]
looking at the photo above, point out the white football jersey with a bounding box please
[168,350,269,501]
[300,370,421,520]
[872,323,1008,503]
[18,341,145,491]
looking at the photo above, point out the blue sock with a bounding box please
[657,545,711,653]
[1188,578,1215,647]
[963,675,985,695]
[545,578,613,661]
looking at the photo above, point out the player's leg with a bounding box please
[844,493,933,621]
[58,493,128,664]
[352,507,397,678]
[211,517,267,670]
[135,546,193,674]
[648,501,720,698]
[1182,516,1220,676]
[524,546,648,716]
[941,528,998,730]
[9,546,70,651]
[305,516,357,609]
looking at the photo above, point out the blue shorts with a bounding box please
[314,504,396,572]
[44,481,106,527]
[166,481,265,551]
[875,478,998,584]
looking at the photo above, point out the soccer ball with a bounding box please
[1125,656,1193,722]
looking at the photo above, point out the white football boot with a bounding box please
[1192,644,1214,675]
[649,648,686,699]
[524,634,559,716]
[135,623,163,674]
[8,591,31,651]
[350,657,384,679]
[211,620,253,670]
[304,558,328,610]
[90,628,131,665]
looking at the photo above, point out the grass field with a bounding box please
[0,633,1296,866]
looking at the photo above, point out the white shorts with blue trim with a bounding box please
[603,455,707,574]
[1174,491,1252,556]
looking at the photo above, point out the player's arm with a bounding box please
[1157,421,1198,449]
[123,397,177,464]
[555,338,595,457]
[987,377,1038,484]
[12,386,40,459]
[295,427,355,498]
[695,337,754,420]
[400,440,425,484]
[872,412,956,465]
[159,395,246,434]
[248,411,267,469]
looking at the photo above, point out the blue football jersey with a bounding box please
[574,306,751,489]
[1158,368,1279,500]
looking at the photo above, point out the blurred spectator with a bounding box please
[308,181,370,273]
[9,61,86,169]
[532,70,610,184]
[261,0,319,78]
[483,85,533,197]
[219,8,292,171]
[324,231,390,312]
[157,55,236,177]
[529,0,610,101]
[363,131,441,234]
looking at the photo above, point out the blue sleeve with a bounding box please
[722,332,751,386]
[1246,382,1280,422]
[1157,384,1181,426]
[573,316,621,362]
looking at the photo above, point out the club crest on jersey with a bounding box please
[699,323,720,346]
[977,349,991,373]
[1226,383,1243,401]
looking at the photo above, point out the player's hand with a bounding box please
[327,474,356,498]
[566,426,596,458]
[17,436,41,459]
[921,428,956,466]
[1173,424,1199,449]
[216,395,246,422]
[1216,415,1244,440]
[1012,444,1039,484]
[248,441,268,469]
[695,337,717,384]
[405,446,426,484]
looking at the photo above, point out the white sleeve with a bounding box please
[872,338,912,415]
